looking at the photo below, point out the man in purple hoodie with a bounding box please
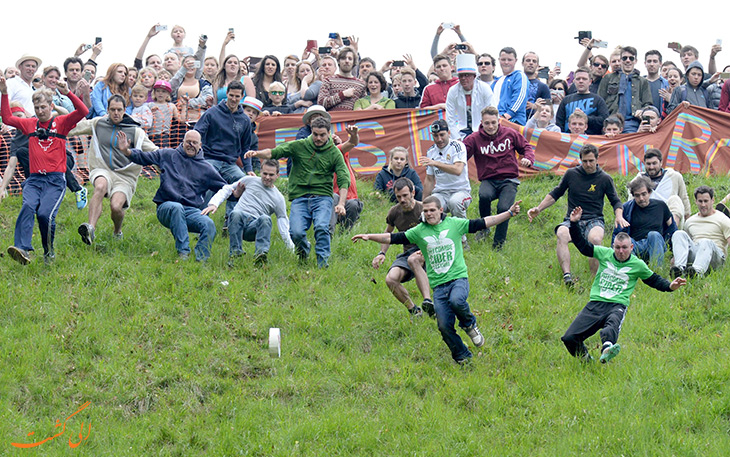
[464,106,534,249]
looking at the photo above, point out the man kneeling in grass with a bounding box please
[561,206,686,364]
[352,195,520,364]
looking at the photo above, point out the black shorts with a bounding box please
[388,247,422,282]
[555,218,605,240]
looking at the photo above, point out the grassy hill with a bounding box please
[1,172,729,456]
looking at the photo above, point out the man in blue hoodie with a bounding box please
[116,129,230,261]
[195,80,254,224]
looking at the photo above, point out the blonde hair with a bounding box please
[387,146,409,173]
[269,81,285,92]
[131,84,148,96]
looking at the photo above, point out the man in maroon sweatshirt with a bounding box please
[463,106,534,249]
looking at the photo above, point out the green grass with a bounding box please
[1,173,730,456]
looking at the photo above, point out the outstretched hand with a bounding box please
[669,277,687,290]
[352,234,369,243]
[509,200,522,216]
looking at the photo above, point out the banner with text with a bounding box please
[255,106,730,180]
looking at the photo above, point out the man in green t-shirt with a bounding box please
[353,195,521,364]
[562,206,686,363]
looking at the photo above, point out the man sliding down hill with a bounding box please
[561,206,686,364]
[352,195,521,365]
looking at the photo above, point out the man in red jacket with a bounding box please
[463,106,534,249]
[420,54,458,110]
[0,76,88,264]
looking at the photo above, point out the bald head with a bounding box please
[182,130,202,157]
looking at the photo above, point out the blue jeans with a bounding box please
[14,173,66,255]
[289,195,333,268]
[228,211,272,256]
[632,231,666,266]
[156,201,217,261]
[433,278,476,362]
[205,159,245,222]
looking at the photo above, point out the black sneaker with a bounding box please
[78,223,95,245]
[409,306,423,317]
[686,265,699,278]
[421,298,435,318]
[563,272,576,288]
[8,246,31,265]
[254,252,268,266]
[44,251,55,265]
[296,248,308,264]
[474,228,490,243]
[670,265,685,279]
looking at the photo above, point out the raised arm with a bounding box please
[568,207,594,258]
[135,24,161,69]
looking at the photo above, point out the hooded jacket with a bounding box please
[69,114,156,182]
[394,88,423,109]
[463,124,535,181]
[374,163,423,202]
[270,136,349,201]
[668,61,709,112]
[194,99,253,171]
[128,143,228,208]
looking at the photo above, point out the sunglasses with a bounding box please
[478,61,492,66]
[592,63,608,69]
[621,56,636,62]
[32,78,41,83]
[270,91,285,96]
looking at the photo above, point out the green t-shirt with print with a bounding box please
[405,217,469,287]
[590,246,654,306]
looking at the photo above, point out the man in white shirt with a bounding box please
[670,186,730,278]
[445,54,495,140]
[4,55,41,113]
[420,119,472,245]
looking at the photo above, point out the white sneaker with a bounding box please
[465,325,484,347]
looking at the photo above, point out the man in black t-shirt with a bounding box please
[370,178,433,318]
[528,144,627,286]
[614,176,676,266]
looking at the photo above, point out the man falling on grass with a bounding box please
[561,206,686,364]
[353,195,521,364]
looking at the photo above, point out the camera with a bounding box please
[576,31,592,41]
[35,127,49,141]
[455,44,467,51]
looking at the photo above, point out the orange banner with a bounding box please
[256,106,730,179]
[3,106,730,196]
